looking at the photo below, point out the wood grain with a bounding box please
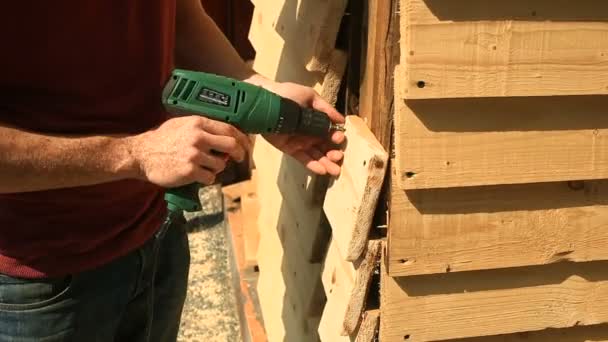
[359,0,399,149]
[389,164,608,276]
[380,258,608,341]
[399,0,608,99]
[449,324,608,342]
[324,116,388,261]
[319,240,382,338]
[394,63,608,189]
[355,310,380,342]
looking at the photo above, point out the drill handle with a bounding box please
[164,183,202,213]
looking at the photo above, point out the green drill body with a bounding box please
[161,68,338,213]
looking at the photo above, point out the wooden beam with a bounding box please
[380,259,608,341]
[359,0,399,149]
[389,165,608,276]
[324,116,388,261]
[399,0,608,99]
[394,63,608,189]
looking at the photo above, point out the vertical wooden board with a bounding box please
[257,174,325,317]
[242,172,260,268]
[380,260,608,342]
[248,0,346,74]
[448,324,608,342]
[256,211,322,342]
[324,116,388,261]
[257,253,319,342]
[388,167,608,276]
[359,0,399,149]
[394,64,608,189]
[254,137,327,262]
[399,0,608,99]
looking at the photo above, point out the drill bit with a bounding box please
[331,123,346,132]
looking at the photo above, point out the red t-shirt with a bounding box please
[0,1,176,278]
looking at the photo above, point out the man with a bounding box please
[0,0,345,341]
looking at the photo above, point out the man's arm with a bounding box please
[0,117,250,194]
[175,0,346,175]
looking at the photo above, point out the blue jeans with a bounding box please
[0,215,190,342]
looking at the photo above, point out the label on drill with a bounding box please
[198,88,230,107]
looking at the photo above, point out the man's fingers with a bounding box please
[201,134,246,162]
[308,147,341,176]
[312,96,344,124]
[198,118,252,154]
[331,130,345,145]
[293,151,327,175]
[193,152,227,174]
[190,167,216,185]
[326,150,344,163]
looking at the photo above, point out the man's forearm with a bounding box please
[0,125,137,193]
[175,0,268,86]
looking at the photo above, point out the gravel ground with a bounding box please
[178,185,242,342]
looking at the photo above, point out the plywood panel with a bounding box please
[399,0,608,99]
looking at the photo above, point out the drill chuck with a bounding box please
[275,97,333,136]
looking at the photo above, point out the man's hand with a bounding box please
[260,81,346,176]
[129,116,251,188]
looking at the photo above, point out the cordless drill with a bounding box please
[161,68,343,213]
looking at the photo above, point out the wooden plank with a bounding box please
[449,324,608,342]
[324,116,388,261]
[399,0,608,99]
[248,0,346,74]
[319,239,382,338]
[359,0,399,149]
[241,171,260,268]
[380,259,608,342]
[343,240,382,334]
[319,239,356,342]
[256,246,319,342]
[394,63,608,189]
[388,165,608,276]
[254,137,329,262]
[256,170,325,317]
[355,310,380,342]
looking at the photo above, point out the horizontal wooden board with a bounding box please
[399,0,608,99]
[394,64,608,189]
[380,259,608,342]
[449,324,608,342]
[324,116,388,261]
[389,166,608,276]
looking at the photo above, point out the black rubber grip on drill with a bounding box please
[277,97,331,137]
